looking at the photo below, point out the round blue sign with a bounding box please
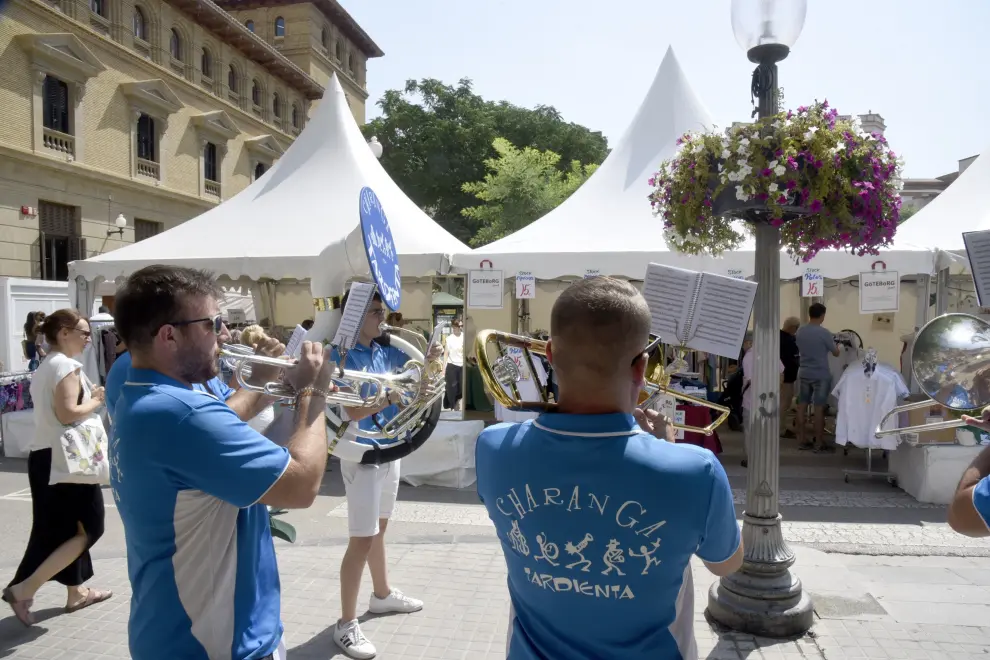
[358,187,401,311]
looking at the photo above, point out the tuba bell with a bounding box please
[875,313,990,438]
[474,329,729,435]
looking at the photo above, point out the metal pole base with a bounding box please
[706,514,814,637]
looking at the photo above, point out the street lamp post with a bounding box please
[368,136,384,160]
[706,0,815,638]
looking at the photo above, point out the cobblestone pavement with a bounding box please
[4,541,990,659]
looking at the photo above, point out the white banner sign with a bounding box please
[584,269,602,279]
[859,270,899,313]
[515,271,535,299]
[468,269,504,309]
[801,269,823,298]
[726,269,746,280]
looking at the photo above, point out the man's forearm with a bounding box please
[227,389,275,422]
[958,445,990,492]
[285,395,329,493]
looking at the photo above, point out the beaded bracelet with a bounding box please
[295,387,332,402]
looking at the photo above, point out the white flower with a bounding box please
[768,160,778,169]
[735,185,749,201]
[769,182,779,193]
[740,137,751,147]
[774,165,786,176]
[836,141,846,151]
[804,127,819,140]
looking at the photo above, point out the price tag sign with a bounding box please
[802,269,823,298]
[584,269,602,279]
[673,409,686,441]
[505,346,531,381]
[859,270,899,313]
[727,269,746,280]
[515,271,535,299]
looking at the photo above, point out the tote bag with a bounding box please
[49,373,109,486]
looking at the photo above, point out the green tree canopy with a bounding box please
[361,79,608,244]
[462,138,598,247]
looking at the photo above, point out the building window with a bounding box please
[347,52,353,73]
[272,93,281,119]
[135,219,163,242]
[245,20,254,32]
[335,40,342,61]
[201,48,212,79]
[204,142,218,182]
[227,65,238,93]
[39,201,83,282]
[137,113,156,162]
[291,104,300,129]
[90,0,106,17]
[274,17,285,37]
[42,76,70,135]
[133,7,146,39]
[251,80,261,107]
[169,29,182,61]
[254,162,266,180]
[321,27,329,51]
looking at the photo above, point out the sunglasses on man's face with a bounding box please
[163,314,224,336]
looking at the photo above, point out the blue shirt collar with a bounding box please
[533,412,641,438]
[126,367,192,390]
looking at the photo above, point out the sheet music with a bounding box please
[643,263,699,344]
[333,282,376,350]
[689,273,758,359]
[285,325,307,358]
[963,230,990,306]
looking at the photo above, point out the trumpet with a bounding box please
[474,329,729,435]
[218,343,396,408]
[875,313,990,438]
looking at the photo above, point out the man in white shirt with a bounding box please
[443,319,464,411]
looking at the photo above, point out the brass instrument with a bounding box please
[219,343,402,408]
[474,329,729,435]
[875,313,990,438]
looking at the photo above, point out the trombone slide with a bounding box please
[874,399,968,439]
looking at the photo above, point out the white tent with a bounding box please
[885,149,990,273]
[69,74,468,284]
[450,47,934,281]
[450,47,751,278]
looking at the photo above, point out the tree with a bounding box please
[361,79,608,244]
[899,204,919,223]
[462,138,598,247]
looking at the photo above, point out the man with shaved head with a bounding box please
[476,277,742,660]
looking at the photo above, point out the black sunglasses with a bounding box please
[162,314,224,336]
[632,336,663,366]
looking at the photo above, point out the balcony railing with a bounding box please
[137,157,160,180]
[204,179,221,197]
[43,127,75,159]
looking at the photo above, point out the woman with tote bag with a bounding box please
[2,309,111,626]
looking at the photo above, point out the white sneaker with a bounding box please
[333,619,376,659]
[369,588,423,614]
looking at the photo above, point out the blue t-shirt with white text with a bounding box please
[105,350,234,420]
[476,413,740,660]
[111,367,289,660]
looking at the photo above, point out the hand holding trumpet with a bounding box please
[284,341,337,395]
[241,336,288,387]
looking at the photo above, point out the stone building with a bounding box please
[0,0,380,280]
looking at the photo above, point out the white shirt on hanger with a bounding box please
[831,364,906,451]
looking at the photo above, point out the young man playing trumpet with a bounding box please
[476,277,743,660]
[330,288,443,659]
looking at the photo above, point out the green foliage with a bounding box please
[899,204,919,223]
[361,79,608,244]
[268,507,296,543]
[461,138,598,247]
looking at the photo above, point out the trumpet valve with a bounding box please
[491,355,521,386]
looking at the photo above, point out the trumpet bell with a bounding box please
[875,313,990,438]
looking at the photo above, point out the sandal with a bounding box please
[2,586,35,626]
[65,587,113,614]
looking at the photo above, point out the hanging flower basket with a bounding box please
[647,101,904,263]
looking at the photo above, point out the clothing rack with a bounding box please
[842,348,897,486]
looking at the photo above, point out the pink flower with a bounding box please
[810,199,823,213]
[777,195,788,205]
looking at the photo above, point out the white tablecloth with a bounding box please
[401,419,485,489]
[1,410,36,459]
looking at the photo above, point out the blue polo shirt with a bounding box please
[105,350,234,420]
[476,413,740,660]
[332,340,408,445]
[111,367,290,660]
[972,478,990,532]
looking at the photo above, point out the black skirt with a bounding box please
[7,448,105,588]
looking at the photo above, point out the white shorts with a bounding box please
[339,458,401,537]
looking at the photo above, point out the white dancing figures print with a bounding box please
[495,484,668,600]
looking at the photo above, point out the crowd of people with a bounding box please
[6,269,990,660]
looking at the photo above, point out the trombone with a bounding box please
[875,313,990,438]
[474,329,729,436]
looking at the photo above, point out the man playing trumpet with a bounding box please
[330,288,443,659]
[475,277,743,660]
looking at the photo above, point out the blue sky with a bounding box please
[346,0,989,179]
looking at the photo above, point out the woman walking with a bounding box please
[3,309,111,626]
